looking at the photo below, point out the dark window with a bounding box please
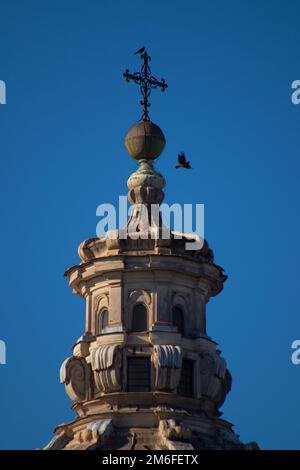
[127,357,151,392]
[131,304,148,332]
[172,306,185,335]
[177,359,194,397]
[100,309,109,332]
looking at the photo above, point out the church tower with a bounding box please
[45,51,257,450]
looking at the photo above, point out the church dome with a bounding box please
[125,121,166,160]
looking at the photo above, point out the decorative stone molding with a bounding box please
[60,356,90,403]
[95,293,109,311]
[158,419,193,450]
[72,336,91,358]
[91,345,122,393]
[198,350,232,408]
[128,289,151,306]
[61,419,113,451]
[152,345,182,391]
[159,419,192,441]
[43,428,73,450]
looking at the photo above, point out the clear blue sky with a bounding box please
[0,0,299,450]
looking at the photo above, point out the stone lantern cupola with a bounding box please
[45,51,258,450]
[44,119,258,450]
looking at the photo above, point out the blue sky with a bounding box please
[0,0,299,449]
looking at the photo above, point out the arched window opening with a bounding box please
[131,304,148,332]
[99,309,109,333]
[172,306,185,336]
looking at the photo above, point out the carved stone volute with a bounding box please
[60,356,91,403]
[152,345,182,391]
[198,350,232,408]
[90,345,122,394]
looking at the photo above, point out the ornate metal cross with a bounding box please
[123,48,168,122]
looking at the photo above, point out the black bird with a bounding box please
[134,46,145,55]
[175,152,191,169]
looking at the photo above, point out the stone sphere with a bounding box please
[125,121,166,160]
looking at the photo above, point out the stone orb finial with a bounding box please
[125,121,166,160]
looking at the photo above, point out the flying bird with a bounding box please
[175,152,191,169]
[134,46,145,55]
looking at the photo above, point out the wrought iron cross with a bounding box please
[123,48,168,122]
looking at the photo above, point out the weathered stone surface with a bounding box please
[45,416,259,450]
[91,345,122,393]
[125,121,165,160]
[152,345,182,391]
[60,356,90,403]
[45,118,258,451]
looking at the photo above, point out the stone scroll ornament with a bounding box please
[198,351,232,408]
[152,345,182,391]
[91,345,122,393]
[60,356,91,403]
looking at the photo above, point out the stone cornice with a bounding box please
[65,253,226,298]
